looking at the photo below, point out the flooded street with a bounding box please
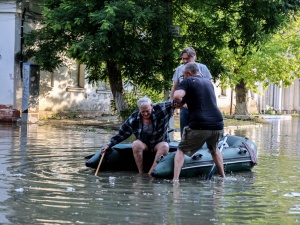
[1,117,300,224]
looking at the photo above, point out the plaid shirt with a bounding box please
[107,101,174,150]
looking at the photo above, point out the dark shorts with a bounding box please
[135,139,167,153]
[178,127,224,156]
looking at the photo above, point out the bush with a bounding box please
[116,86,165,119]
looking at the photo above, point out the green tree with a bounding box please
[24,0,176,117]
[176,0,300,115]
[24,0,300,116]
[250,16,300,89]
[218,14,300,114]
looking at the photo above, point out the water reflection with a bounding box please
[0,118,299,224]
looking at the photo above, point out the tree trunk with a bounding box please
[234,80,249,115]
[106,60,128,120]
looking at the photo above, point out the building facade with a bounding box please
[0,1,22,122]
[0,1,113,122]
[214,78,300,116]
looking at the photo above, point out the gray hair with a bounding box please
[181,47,197,60]
[182,62,200,75]
[137,96,152,108]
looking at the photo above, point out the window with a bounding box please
[77,64,85,88]
[66,63,85,92]
[221,88,227,96]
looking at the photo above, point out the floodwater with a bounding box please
[0,117,300,225]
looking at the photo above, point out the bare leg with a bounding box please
[173,149,185,182]
[132,140,147,174]
[148,142,169,175]
[212,150,225,177]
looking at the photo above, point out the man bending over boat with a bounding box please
[172,62,225,182]
[101,96,175,175]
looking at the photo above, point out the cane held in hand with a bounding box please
[95,148,105,176]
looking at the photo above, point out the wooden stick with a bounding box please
[94,151,106,176]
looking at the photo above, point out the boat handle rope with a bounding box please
[242,141,258,165]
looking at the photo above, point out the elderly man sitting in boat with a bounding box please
[101,96,175,175]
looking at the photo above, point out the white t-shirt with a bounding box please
[172,62,212,83]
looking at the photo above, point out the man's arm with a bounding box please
[101,117,133,154]
[173,89,186,105]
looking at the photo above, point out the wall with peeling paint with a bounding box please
[37,63,113,118]
[0,1,114,121]
[20,1,114,119]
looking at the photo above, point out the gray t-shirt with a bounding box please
[172,62,212,83]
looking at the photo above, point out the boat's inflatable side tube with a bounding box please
[85,149,102,168]
[151,135,258,178]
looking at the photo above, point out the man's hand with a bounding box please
[171,100,182,108]
[101,145,110,154]
[181,103,188,110]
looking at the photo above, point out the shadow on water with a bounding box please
[0,118,300,224]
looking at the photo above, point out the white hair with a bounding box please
[137,96,152,108]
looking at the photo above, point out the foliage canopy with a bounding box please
[23,0,300,115]
[24,0,176,91]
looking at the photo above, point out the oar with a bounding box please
[206,134,229,180]
[94,150,106,176]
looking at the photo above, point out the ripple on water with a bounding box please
[1,120,300,224]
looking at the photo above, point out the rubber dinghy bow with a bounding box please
[206,134,229,180]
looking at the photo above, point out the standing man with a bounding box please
[101,96,175,175]
[170,47,212,135]
[172,62,225,182]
